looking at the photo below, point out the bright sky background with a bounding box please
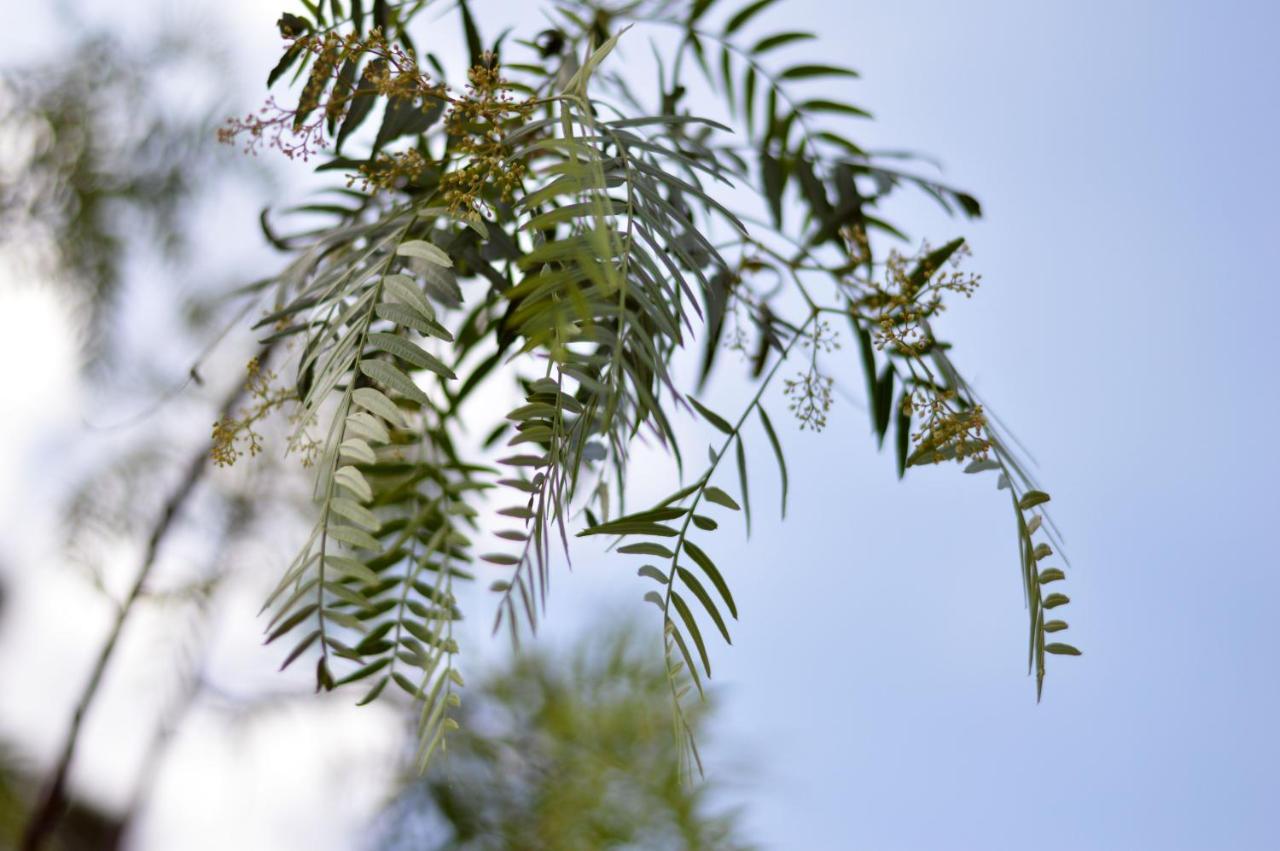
[2,1,1278,849]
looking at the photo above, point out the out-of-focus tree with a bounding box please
[2,746,125,851]
[0,31,230,360]
[0,22,302,851]
[371,625,752,851]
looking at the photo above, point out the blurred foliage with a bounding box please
[371,625,752,851]
[0,22,299,851]
[0,30,233,359]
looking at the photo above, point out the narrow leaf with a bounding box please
[396,239,453,267]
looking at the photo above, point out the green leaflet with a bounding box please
[328,524,381,551]
[751,31,814,53]
[381,273,437,321]
[677,567,732,644]
[638,564,669,584]
[396,239,452,267]
[367,332,457,379]
[682,541,737,619]
[330,497,380,532]
[725,0,778,35]
[689,397,733,434]
[374,302,450,339]
[345,412,390,444]
[670,592,711,677]
[359,360,433,406]
[703,487,740,511]
[352,388,405,429]
[619,542,676,558]
[781,64,859,80]
[757,407,788,517]
[563,24,631,96]
[334,465,373,501]
[340,439,378,465]
[1019,490,1052,511]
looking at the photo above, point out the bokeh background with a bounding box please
[1,0,1277,848]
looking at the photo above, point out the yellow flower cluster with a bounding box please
[210,358,297,467]
[903,388,992,464]
[218,28,447,162]
[856,243,980,357]
[356,147,428,193]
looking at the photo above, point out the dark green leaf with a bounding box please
[278,628,321,670]
[678,567,732,643]
[336,62,380,151]
[873,365,894,444]
[725,0,778,35]
[894,391,911,479]
[267,43,305,88]
[735,434,751,534]
[800,99,871,118]
[356,675,389,705]
[671,592,711,677]
[704,486,740,511]
[334,657,391,687]
[907,237,966,289]
[751,31,814,53]
[682,540,737,619]
[757,407,788,517]
[760,148,784,226]
[781,64,859,80]
[266,604,318,645]
[619,542,676,558]
[689,397,733,433]
[689,0,721,25]
[458,0,484,67]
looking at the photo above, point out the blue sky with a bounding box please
[2,1,1277,848]
[677,1,1280,847]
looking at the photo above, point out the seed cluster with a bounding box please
[438,55,535,219]
[210,356,319,468]
[218,28,446,164]
[903,389,992,464]
[219,32,534,214]
[857,242,980,357]
[784,320,841,432]
[843,241,992,463]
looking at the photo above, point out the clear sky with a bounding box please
[2,1,1277,849]
[690,1,1280,848]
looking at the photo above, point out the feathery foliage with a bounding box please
[218,0,1080,772]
